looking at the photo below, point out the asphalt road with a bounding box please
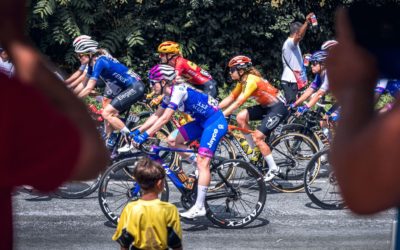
[12,183,396,250]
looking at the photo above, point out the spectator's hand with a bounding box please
[326,8,378,102]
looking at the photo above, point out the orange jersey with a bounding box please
[230,74,279,106]
[175,56,212,85]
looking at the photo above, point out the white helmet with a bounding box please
[74,39,98,53]
[72,35,92,47]
[321,40,338,51]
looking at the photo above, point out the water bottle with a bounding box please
[303,53,312,67]
[239,138,253,155]
[185,173,196,190]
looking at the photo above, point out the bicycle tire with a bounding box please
[205,159,267,229]
[55,175,102,199]
[98,156,169,225]
[267,133,319,193]
[304,148,345,209]
[280,123,320,149]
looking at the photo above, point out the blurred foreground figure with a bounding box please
[0,1,109,249]
[327,7,399,249]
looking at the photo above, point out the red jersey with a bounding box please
[174,56,212,85]
[0,75,81,250]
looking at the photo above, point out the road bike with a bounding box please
[98,139,267,228]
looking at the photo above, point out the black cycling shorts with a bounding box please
[110,81,145,112]
[247,101,288,136]
[195,79,218,98]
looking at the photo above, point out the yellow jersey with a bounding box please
[230,74,279,106]
[112,199,182,250]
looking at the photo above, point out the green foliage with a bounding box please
[26,0,388,91]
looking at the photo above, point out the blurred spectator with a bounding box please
[0,1,109,249]
[327,7,399,249]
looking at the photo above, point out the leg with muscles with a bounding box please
[252,130,279,181]
[167,128,198,169]
[256,103,288,181]
[102,105,129,134]
[237,109,256,149]
[180,112,228,219]
[168,121,203,166]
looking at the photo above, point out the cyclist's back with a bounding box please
[161,83,219,121]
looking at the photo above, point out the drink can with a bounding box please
[310,14,318,27]
[304,53,312,67]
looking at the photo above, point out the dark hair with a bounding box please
[290,22,303,35]
[133,157,165,191]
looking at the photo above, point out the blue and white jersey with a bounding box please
[310,71,329,92]
[161,84,219,121]
[88,56,141,89]
[0,60,14,78]
[375,79,400,97]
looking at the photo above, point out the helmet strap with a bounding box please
[166,54,178,64]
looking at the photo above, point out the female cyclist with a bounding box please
[291,50,330,115]
[65,36,98,94]
[133,64,227,219]
[219,55,288,182]
[75,42,145,147]
[157,41,218,97]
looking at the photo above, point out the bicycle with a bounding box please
[224,124,319,192]
[303,147,345,209]
[98,139,267,228]
[302,111,345,209]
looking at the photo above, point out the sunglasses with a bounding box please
[77,53,90,58]
[229,67,237,73]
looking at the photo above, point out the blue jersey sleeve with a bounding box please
[90,57,109,81]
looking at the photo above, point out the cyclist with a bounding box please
[75,42,145,148]
[157,41,218,97]
[67,37,99,95]
[219,55,288,182]
[291,50,330,115]
[133,64,227,219]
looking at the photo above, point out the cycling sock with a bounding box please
[264,154,278,171]
[195,185,208,209]
[120,127,130,135]
[244,133,256,149]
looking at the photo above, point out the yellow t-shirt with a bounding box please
[230,74,279,106]
[112,199,182,250]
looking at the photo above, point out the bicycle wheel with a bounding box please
[205,159,267,229]
[280,123,320,149]
[98,156,169,225]
[267,133,319,193]
[304,148,345,209]
[55,175,102,199]
[171,136,236,192]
